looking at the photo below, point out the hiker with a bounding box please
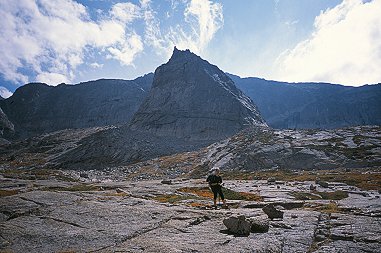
[206,167,227,208]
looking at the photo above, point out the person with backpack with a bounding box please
[206,167,227,209]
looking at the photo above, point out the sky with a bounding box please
[0,0,380,98]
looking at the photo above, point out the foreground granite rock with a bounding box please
[0,174,380,253]
[223,215,252,235]
[262,204,284,220]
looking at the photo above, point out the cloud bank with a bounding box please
[144,0,223,56]
[0,0,223,86]
[0,0,144,86]
[275,0,381,86]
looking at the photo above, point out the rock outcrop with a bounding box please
[223,215,252,236]
[262,204,284,220]
[204,125,381,171]
[130,47,267,141]
[0,108,14,137]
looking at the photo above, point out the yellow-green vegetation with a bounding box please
[1,168,77,182]
[0,189,19,197]
[318,190,348,200]
[154,186,263,205]
[290,192,321,200]
[43,184,101,192]
[153,194,196,203]
[291,190,348,200]
[188,202,209,208]
[177,187,214,198]
[104,192,129,197]
[222,168,381,191]
[222,187,263,201]
[177,186,263,201]
[318,201,340,214]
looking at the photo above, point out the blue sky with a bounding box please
[0,0,380,98]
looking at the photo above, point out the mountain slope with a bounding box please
[130,47,266,141]
[50,48,267,169]
[0,74,153,139]
[230,75,381,129]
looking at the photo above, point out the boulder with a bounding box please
[247,216,269,233]
[223,215,251,236]
[161,180,172,185]
[317,181,329,188]
[262,204,284,220]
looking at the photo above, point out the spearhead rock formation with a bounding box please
[130,47,267,141]
[46,48,267,169]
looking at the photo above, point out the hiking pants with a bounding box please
[210,185,224,200]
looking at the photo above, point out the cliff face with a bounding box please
[46,48,267,169]
[230,75,381,129]
[0,107,14,136]
[0,74,153,139]
[130,48,266,141]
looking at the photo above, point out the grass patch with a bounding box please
[318,190,348,200]
[177,187,214,198]
[291,192,321,200]
[153,194,195,204]
[177,186,263,201]
[43,184,101,192]
[319,202,340,214]
[222,187,263,201]
[104,192,129,197]
[0,189,19,197]
[291,190,348,200]
[188,202,209,208]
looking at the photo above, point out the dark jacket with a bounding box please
[206,174,222,186]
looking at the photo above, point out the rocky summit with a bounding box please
[34,48,268,170]
[130,47,267,141]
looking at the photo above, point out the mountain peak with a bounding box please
[130,49,267,141]
[170,46,199,62]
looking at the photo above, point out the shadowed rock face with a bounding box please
[51,49,267,169]
[0,108,14,134]
[0,74,153,139]
[230,74,381,129]
[130,47,267,141]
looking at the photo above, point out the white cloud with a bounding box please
[0,86,13,99]
[144,0,223,56]
[90,62,104,69]
[111,2,141,23]
[0,0,144,86]
[184,0,223,50]
[0,0,223,86]
[36,72,70,85]
[107,33,144,66]
[275,0,381,86]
